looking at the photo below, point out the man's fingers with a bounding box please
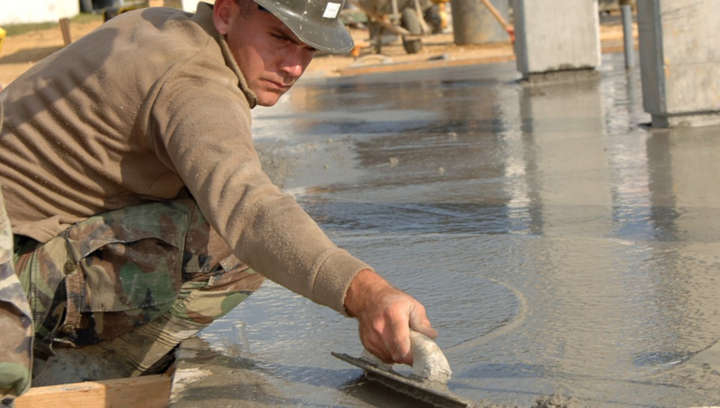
[409,304,438,339]
[360,325,394,363]
[412,323,437,339]
[383,307,412,364]
[366,344,393,364]
[410,317,437,339]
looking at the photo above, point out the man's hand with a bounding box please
[344,269,437,365]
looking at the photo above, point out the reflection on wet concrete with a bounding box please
[180,53,720,407]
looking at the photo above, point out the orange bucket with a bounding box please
[0,27,6,53]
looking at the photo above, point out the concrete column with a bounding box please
[637,0,720,127]
[451,0,512,45]
[513,0,601,79]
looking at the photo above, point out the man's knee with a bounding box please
[180,198,237,278]
[178,199,266,322]
[173,261,264,326]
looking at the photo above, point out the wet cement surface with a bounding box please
[171,53,720,407]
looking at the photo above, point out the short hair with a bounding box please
[234,0,256,15]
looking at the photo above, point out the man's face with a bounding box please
[215,0,316,106]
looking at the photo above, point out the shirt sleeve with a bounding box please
[149,72,371,313]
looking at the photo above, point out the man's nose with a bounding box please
[282,61,303,79]
[281,48,312,79]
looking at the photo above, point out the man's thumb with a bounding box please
[409,308,438,339]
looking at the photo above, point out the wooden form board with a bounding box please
[58,18,72,46]
[14,374,171,408]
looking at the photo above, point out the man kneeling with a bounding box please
[0,0,436,405]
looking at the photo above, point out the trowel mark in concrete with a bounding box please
[445,278,529,355]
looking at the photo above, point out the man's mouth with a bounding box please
[264,79,292,91]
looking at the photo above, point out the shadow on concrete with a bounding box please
[0,46,62,65]
[337,376,438,408]
[172,335,438,407]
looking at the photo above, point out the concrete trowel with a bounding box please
[333,330,478,408]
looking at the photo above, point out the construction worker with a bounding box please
[0,0,437,404]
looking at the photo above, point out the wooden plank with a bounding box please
[15,374,171,408]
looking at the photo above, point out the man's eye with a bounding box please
[271,33,291,43]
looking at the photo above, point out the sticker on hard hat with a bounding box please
[322,2,341,18]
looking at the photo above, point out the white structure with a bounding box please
[181,0,213,13]
[0,0,79,25]
[637,0,720,127]
[513,0,601,78]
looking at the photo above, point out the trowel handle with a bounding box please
[409,330,453,383]
[362,329,453,383]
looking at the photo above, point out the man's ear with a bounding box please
[213,0,234,35]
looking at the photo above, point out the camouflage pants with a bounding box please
[2,197,264,403]
[0,189,32,406]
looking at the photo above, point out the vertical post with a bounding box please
[637,0,720,127]
[59,18,72,46]
[391,0,399,23]
[620,0,634,69]
[513,0,601,79]
[80,0,94,12]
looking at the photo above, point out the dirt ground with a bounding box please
[0,12,634,87]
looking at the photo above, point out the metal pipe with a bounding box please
[620,0,634,68]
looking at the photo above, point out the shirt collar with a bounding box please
[192,2,257,108]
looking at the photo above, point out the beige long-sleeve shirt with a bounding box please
[0,3,369,313]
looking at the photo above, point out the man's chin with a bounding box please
[255,90,284,107]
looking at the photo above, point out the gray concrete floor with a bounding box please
[171,53,720,407]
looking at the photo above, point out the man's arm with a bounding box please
[344,269,437,365]
[152,76,369,313]
[152,73,432,346]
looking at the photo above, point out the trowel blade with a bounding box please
[332,352,478,408]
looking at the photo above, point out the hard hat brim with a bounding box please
[255,0,354,54]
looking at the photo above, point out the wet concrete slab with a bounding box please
[171,53,720,407]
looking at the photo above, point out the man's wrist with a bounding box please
[344,268,391,317]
